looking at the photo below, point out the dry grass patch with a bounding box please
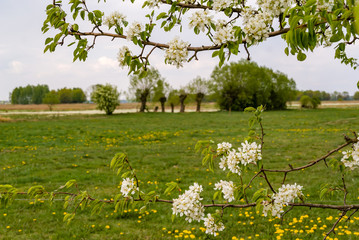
[0,116,12,122]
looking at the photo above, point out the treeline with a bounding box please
[127,60,297,112]
[10,85,86,104]
[296,90,358,101]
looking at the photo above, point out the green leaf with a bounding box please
[284,47,289,56]
[252,188,266,202]
[156,12,167,20]
[45,38,53,45]
[297,52,307,61]
[65,179,77,188]
[244,107,256,112]
[213,191,219,200]
[330,34,341,43]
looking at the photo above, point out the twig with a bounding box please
[323,210,347,240]
[346,209,359,222]
[342,175,348,205]
[262,171,276,194]
[263,137,357,173]
[280,205,294,224]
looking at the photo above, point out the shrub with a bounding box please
[90,84,120,115]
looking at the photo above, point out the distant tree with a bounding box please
[152,79,170,112]
[72,88,87,103]
[188,77,209,112]
[42,90,60,111]
[331,91,339,101]
[91,84,120,115]
[129,68,164,112]
[211,60,296,111]
[342,91,350,100]
[10,84,49,104]
[354,91,359,100]
[300,95,321,109]
[32,85,50,104]
[58,88,73,103]
[167,89,180,113]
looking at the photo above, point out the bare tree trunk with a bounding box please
[159,97,166,112]
[171,103,174,113]
[179,94,187,113]
[139,90,149,112]
[140,98,146,112]
[180,103,185,112]
[196,93,204,112]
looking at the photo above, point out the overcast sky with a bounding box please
[0,0,358,101]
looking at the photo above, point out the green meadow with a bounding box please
[1,109,359,240]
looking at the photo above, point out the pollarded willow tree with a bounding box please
[2,0,356,239]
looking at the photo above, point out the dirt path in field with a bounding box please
[0,108,219,115]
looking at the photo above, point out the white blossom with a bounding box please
[242,7,273,45]
[218,141,261,175]
[172,183,205,222]
[188,9,213,32]
[341,138,359,170]
[239,140,262,166]
[213,22,235,45]
[257,0,295,17]
[322,28,333,47]
[300,0,335,11]
[103,11,127,28]
[165,36,189,68]
[262,183,303,217]
[316,0,335,12]
[226,149,242,175]
[145,0,161,8]
[126,21,143,41]
[203,213,225,236]
[117,46,132,68]
[214,180,235,202]
[217,142,232,155]
[212,0,236,11]
[120,178,139,198]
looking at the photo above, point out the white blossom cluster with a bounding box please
[165,36,189,68]
[188,9,213,32]
[145,0,161,8]
[316,0,335,12]
[178,0,196,3]
[218,141,262,175]
[120,178,139,198]
[214,180,235,202]
[242,8,273,45]
[203,214,225,236]
[322,28,333,47]
[216,142,232,155]
[219,150,242,175]
[257,0,295,17]
[117,46,132,68]
[172,183,205,222]
[126,21,143,41]
[212,0,236,11]
[104,11,126,28]
[240,140,262,165]
[341,138,359,170]
[262,183,303,217]
[213,23,236,45]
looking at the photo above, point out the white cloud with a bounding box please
[93,56,119,71]
[9,61,23,74]
[56,64,72,72]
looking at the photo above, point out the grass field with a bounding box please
[1,109,359,239]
